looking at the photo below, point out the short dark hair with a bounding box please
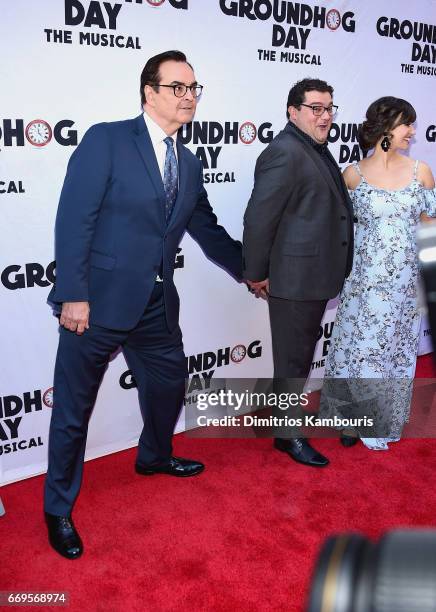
[140,50,193,106]
[286,78,334,119]
[358,96,416,151]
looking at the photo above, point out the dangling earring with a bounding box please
[381,133,391,152]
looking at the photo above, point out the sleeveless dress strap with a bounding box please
[413,159,419,180]
[354,162,363,177]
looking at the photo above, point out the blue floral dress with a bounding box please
[321,160,436,441]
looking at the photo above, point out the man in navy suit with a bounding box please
[44,50,242,559]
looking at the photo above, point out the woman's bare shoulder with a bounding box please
[416,160,435,189]
[343,164,361,190]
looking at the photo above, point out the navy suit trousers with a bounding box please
[44,283,187,516]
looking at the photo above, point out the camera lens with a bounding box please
[307,530,436,612]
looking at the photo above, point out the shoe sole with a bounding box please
[135,465,205,477]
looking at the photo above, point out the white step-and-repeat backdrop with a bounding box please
[1,0,435,484]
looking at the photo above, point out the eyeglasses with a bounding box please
[299,103,338,117]
[155,83,204,98]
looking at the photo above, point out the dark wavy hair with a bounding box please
[140,50,193,106]
[286,78,334,119]
[358,96,416,151]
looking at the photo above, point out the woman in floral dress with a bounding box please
[321,97,436,450]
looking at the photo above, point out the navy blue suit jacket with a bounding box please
[49,115,242,331]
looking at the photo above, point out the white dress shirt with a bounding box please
[142,111,178,180]
[142,111,178,281]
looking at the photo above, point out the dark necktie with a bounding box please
[163,136,178,222]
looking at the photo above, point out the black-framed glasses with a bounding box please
[299,103,338,117]
[155,83,203,98]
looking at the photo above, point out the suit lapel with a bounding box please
[286,124,348,208]
[325,147,354,215]
[132,115,166,226]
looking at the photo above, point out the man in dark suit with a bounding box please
[243,78,353,468]
[44,50,242,559]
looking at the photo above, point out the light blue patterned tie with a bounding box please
[163,136,178,222]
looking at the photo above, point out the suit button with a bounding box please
[342,241,348,246]
[341,215,346,220]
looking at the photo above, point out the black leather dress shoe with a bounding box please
[45,512,83,560]
[135,456,205,477]
[274,437,329,467]
[340,434,359,447]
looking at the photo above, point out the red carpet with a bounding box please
[1,355,435,612]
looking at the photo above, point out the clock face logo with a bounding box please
[231,344,247,363]
[239,122,257,144]
[146,0,166,5]
[43,387,54,408]
[25,119,52,147]
[326,9,341,30]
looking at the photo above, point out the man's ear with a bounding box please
[144,85,156,108]
[288,105,297,121]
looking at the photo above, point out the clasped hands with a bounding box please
[246,278,269,299]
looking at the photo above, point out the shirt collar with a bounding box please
[289,121,328,154]
[143,110,178,147]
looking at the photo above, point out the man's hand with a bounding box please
[247,279,269,299]
[60,302,90,335]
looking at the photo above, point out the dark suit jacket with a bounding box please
[243,122,353,301]
[49,115,242,331]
